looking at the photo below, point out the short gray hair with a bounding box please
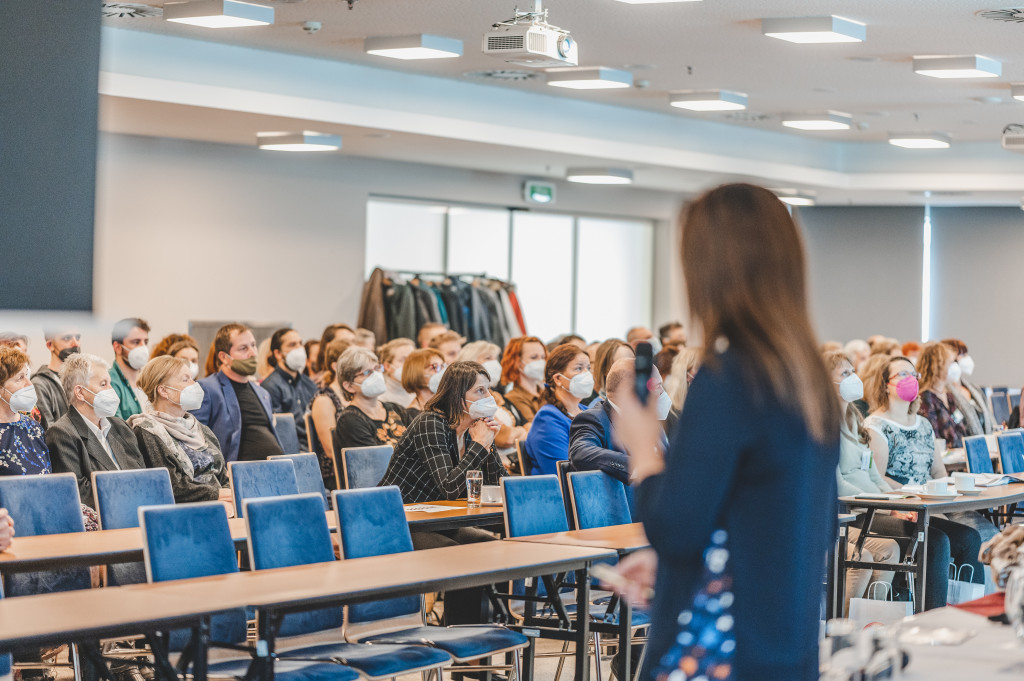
[456,341,500,364]
[60,353,109,401]
[337,346,378,400]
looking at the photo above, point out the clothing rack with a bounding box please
[390,270,487,279]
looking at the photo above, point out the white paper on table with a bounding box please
[404,504,462,513]
[854,492,915,500]
[971,473,1024,487]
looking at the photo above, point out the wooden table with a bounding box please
[839,484,1024,613]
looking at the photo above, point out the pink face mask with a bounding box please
[893,376,919,403]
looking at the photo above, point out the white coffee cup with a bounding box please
[952,472,976,492]
[926,479,952,495]
[481,485,503,504]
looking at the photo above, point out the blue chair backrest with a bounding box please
[93,468,175,530]
[568,471,632,529]
[1012,391,1022,410]
[273,413,301,454]
[229,459,299,517]
[0,474,91,597]
[244,494,343,636]
[501,475,569,538]
[269,453,329,509]
[140,502,247,647]
[556,460,576,530]
[332,487,419,623]
[340,445,393,489]
[998,432,1024,474]
[991,387,1011,426]
[963,436,995,475]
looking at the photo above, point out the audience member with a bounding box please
[309,339,351,488]
[844,339,870,372]
[585,341,600,365]
[654,345,679,388]
[866,334,888,351]
[150,333,197,359]
[379,338,416,407]
[314,324,356,376]
[256,337,274,381]
[303,340,321,383]
[353,328,376,350]
[131,356,228,503]
[658,322,686,347]
[0,347,49,475]
[335,347,409,450]
[428,330,464,365]
[417,322,447,349]
[523,344,592,475]
[46,353,146,507]
[500,336,547,426]
[457,341,527,453]
[917,342,968,449]
[941,338,994,436]
[870,338,901,357]
[820,341,843,354]
[901,341,922,365]
[0,333,28,353]
[167,339,200,379]
[108,317,151,420]
[591,339,634,405]
[853,354,892,417]
[667,346,701,414]
[558,334,587,351]
[262,328,317,448]
[194,324,282,462]
[625,326,656,351]
[32,327,81,429]
[402,348,447,413]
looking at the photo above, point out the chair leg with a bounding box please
[71,643,83,681]
[634,641,647,678]
[512,648,522,681]
[553,640,570,681]
[592,633,603,681]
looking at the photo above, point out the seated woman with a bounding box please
[941,338,993,436]
[457,341,528,458]
[524,344,592,476]
[401,348,446,414]
[588,339,634,407]
[500,336,547,426]
[166,338,201,379]
[310,339,351,489]
[379,338,415,408]
[824,351,900,609]
[864,355,989,609]
[335,347,409,450]
[917,342,969,449]
[130,356,229,503]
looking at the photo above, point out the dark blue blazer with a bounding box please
[193,372,280,462]
[637,349,839,681]
[568,400,629,483]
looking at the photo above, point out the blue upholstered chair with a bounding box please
[501,475,569,537]
[991,387,1011,426]
[332,487,528,673]
[964,435,995,475]
[273,413,302,455]
[337,445,393,490]
[567,471,632,530]
[140,501,360,681]
[268,453,329,509]
[228,459,298,518]
[998,432,1024,474]
[555,460,576,530]
[243,494,451,679]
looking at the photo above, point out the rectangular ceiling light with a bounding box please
[762,16,865,43]
[164,0,273,28]
[566,167,634,185]
[781,111,852,131]
[257,131,342,152]
[365,34,463,60]
[913,55,1000,78]
[546,67,632,89]
[777,193,816,206]
[888,132,951,149]
[1012,83,1024,101]
[669,89,747,111]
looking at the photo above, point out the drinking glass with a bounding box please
[466,470,483,508]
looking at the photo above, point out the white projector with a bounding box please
[482,23,578,68]
[1002,124,1024,153]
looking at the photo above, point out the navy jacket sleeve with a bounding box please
[569,409,629,483]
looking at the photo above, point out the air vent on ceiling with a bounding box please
[464,69,539,81]
[977,8,1024,22]
[101,2,162,18]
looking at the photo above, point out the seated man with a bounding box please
[31,327,81,429]
[45,353,146,508]
[194,323,282,462]
[658,322,687,347]
[261,327,317,448]
[108,317,151,420]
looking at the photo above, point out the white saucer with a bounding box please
[956,488,983,496]
[914,492,962,500]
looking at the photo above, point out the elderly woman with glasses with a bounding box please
[334,347,411,451]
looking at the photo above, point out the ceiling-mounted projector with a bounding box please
[1002,124,1024,153]
[483,4,578,68]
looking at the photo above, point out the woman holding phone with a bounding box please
[612,184,841,681]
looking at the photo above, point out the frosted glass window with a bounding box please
[365,200,445,277]
[447,207,510,279]
[574,217,654,343]
[511,212,575,343]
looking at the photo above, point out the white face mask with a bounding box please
[466,395,499,419]
[2,384,37,413]
[958,355,975,377]
[522,359,545,382]
[359,371,387,398]
[126,345,150,371]
[837,374,864,403]
[561,371,595,399]
[390,365,403,383]
[656,389,672,421]
[483,360,503,387]
[188,362,200,380]
[284,347,307,373]
[84,387,120,419]
[428,367,445,394]
[947,362,962,384]
[165,382,205,411]
[647,338,662,355]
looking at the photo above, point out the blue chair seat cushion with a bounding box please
[206,658,359,681]
[284,642,451,678]
[361,625,528,660]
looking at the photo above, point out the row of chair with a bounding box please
[963,431,1024,475]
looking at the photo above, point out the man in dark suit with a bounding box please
[194,323,282,462]
[44,353,146,508]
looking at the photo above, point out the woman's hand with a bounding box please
[611,390,666,483]
[604,549,658,608]
[891,510,918,522]
[0,508,14,552]
[469,418,500,448]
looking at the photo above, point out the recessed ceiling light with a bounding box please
[669,90,747,111]
[257,131,341,152]
[364,34,463,60]
[913,55,1000,78]
[888,132,951,149]
[566,168,634,185]
[762,16,865,44]
[781,111,852,131]
[163,0,273,27]
[1011,84,1024,101]
[776,193,816,206]
[546,67,632,89]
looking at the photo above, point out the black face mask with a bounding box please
[58,346,80,362]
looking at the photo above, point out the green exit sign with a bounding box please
[524,180,556,205]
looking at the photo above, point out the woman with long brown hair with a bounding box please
[612,184,842,681]
[916,342,968,448]
[522,343,592,475]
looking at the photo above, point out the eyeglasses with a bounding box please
[893,370,919,380]
[355,364,383,379]
[58,334,81,342]
[426,363,446,373]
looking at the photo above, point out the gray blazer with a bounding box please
[31,366,67,430]
[44,407,146,508]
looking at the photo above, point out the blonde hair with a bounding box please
[822,351,869,445]
[668,346,702,412]
[456,341,500,364]
[378,338,414,365]
[137,355,189,405]
[918,342,954,394]
[857,354,891,413]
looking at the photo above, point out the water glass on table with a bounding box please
[466,470,483,508]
